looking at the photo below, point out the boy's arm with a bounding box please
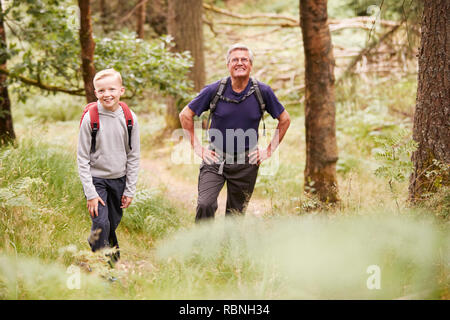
[77,114,99,200]
[123,113,140,204]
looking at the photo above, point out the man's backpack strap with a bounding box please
[251,77,266,136]
[207,77,228,131]
[205,77,267,138]
[119,102,134,150]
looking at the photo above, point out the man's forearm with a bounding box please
[179,107,202,153]
[267,111,290,155]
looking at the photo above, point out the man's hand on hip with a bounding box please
[195,145,219,165]
[249,147,271,165]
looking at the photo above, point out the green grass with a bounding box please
[1,130,448,299]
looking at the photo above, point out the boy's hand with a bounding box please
[87,197,105,218]
[121,196,133,209]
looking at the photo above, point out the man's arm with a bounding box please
[179,106,219,164]
[249,110,291,165]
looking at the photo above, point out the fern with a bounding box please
[373,129,417,183]
[373,129,418,211]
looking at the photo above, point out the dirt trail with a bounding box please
[139,157,271,217]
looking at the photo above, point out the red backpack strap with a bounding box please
[119,101,134,150]
[79,102,97,128]
[79,102,99,153]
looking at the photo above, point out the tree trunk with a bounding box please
[409,0,450,202]
[167,0,205,92]
[147,0,167,36]
[0,1,15,145]
[300,0,339,203]
[166,0,205,130]
[99,0,109,33]
[136,0,147,39]
[78,0,96,103]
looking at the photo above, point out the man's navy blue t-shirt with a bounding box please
[188,77,285,154]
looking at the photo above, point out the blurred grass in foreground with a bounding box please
[1,211,448,299]
[156,213,449,299]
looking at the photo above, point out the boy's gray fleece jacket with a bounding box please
[77,101,140,200]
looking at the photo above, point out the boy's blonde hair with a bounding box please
[93,68,123,87]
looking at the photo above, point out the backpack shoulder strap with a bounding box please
[119,101,134,126]
[209,77,228,114]
[207,77,228,131]
[250,77,267,136]
[79,102,98,128]
[119,101,134,150]
[251,77,266,113]
[79,102,99,153]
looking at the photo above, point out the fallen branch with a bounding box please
[328,17,400,28]
[203,3,298,24]
[203,3,401,30]
[119,0,148,24]
[213,20,297,28]
[337,22,403,82]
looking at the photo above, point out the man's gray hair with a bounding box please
[226,43,254,65]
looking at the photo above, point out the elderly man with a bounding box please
[179,43,290,222]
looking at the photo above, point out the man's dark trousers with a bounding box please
[89,176,126,258]
[196,160,259,222]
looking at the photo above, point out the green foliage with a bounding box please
[121,188,191,242]
[420,187,450,220]
[5,0,81,101]
[0,138,82,207]
[422,160,450,192]
[95,33,194,101]
[0,137,87,259]
[373,128,417,183]
[3,0,194,103]
[12,93,85,124]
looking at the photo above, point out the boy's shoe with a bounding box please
[106,249,120,268]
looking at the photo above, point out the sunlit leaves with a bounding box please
[2,0,193,102]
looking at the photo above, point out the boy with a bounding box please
[77,69,140,261]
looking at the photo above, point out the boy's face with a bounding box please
[94,75,125,111]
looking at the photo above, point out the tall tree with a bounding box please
[136,0,147,39]
[99,0,109,33]
[0,1,15,145]
[167,0,205,92]
[166,0,205,130]
[78,0,96,103]
[300,0,339,203]
[147,0,167,36]
[409,0,450,202]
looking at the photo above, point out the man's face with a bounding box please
[227,49,252,80]
[94,75,125,111]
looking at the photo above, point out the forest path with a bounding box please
[139,154,271,218]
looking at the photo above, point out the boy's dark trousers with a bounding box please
[88,176,126,260]
[195,159,259,222]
